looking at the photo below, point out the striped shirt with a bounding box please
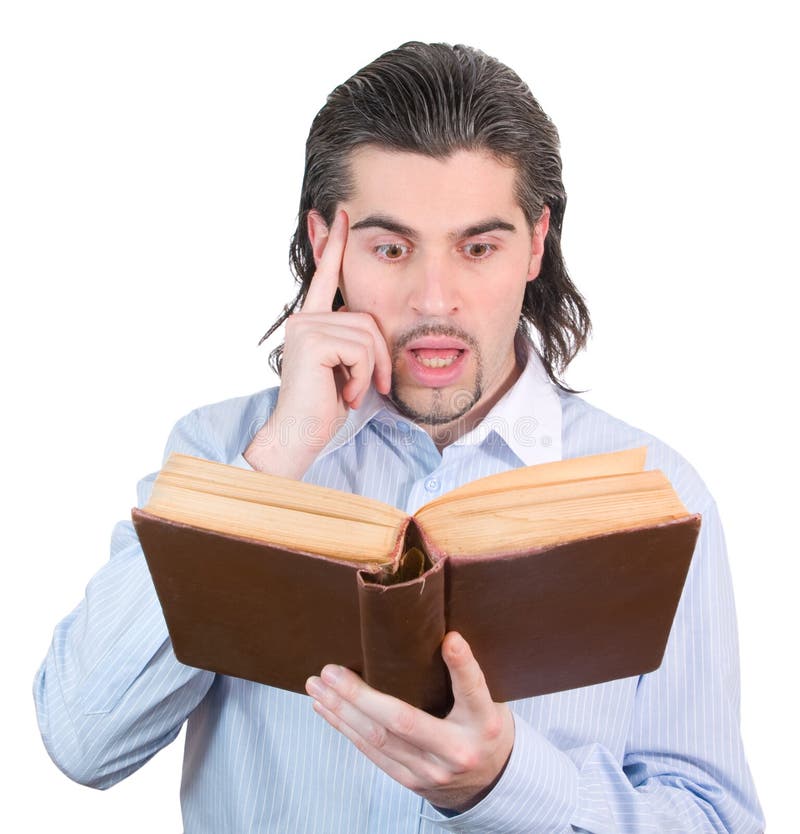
[34,351,764,832]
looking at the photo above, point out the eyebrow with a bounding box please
[349,214,517,240]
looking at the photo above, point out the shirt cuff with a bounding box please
[231,452,254,470]
[421,714,579,833]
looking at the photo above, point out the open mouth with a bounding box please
[411,349,464,369]
[397,333,473,388]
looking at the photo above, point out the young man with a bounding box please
[35,42,764,832]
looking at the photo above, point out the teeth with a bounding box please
[416,354,459,368]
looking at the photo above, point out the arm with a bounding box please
[307,500,764,833]
[244,208,392,479]
[34,208,391,789]
[33,410,218,788]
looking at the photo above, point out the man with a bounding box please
[35,42,764,832]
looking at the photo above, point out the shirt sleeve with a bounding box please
[421,500,764,833]
[32,409,223,789]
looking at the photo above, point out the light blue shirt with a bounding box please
[34,351,764,832]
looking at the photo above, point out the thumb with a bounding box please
[442,632,493,718]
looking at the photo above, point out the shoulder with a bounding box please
[163,386,280,465]
[557,389,714,513]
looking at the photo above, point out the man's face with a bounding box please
[311,146,548,435]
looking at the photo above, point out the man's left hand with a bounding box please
[305,631,514,813]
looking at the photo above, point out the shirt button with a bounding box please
[396,421,411,434]
[425,477,439,492]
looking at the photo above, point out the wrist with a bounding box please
[436,708,514,814]
[434,756,511,816]
[243,413,326,479]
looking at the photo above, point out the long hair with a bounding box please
[260,41,591,390]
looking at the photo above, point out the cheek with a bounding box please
[340,249,393,314]
[339,248,368,307]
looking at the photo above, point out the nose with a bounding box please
[407,253,461,317]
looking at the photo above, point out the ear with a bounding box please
[526,205,551,282]
[307,209,332,267]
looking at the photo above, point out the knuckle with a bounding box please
[483,712,504,742]
[356,346,375,372]
[426,764,453,789]
[352,313,381,338]
[450,744,479,774]
[340,679,360,703]
[366,723,388,750]
[388,705,417,738]
[348,340,368,361]
[285,316,313,342]
[346,325,374,350]
[303,332,329,356]
[321,689,342,713]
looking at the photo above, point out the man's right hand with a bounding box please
[244,209,392,479]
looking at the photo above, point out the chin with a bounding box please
[389,381,482,426]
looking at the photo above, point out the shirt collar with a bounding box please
[316,341,562,466]
[448,343,562,466]
[314,384,388,461]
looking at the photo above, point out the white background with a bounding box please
[2,1,796,830]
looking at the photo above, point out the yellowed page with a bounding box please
[145,481,399,563]
[417,447,647,516]
[418,470,689,557]
[159,454,407,527]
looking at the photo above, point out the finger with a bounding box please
[334,312,392,397]
[302,209,349,314]
[306,674,427,768]
[308,695,424,792]
[371,326,393,396]
[339,361,370,409]
[441,632,495,721]
[291,310,393,397]
[320,339,373,410]
[335,308,392,396]
[310,664,455,758]
[303,324,377,407]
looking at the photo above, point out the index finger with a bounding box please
[302,209,349,314]
[315,665,457,758]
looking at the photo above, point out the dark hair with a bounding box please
[260,41,591,390]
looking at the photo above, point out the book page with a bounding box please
[416,446,647,516]
[417,469,689,557]
[160,454,408,526]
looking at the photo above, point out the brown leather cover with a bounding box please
[132,507,700,714]
[358,535,451,716]
[443,517,700,701]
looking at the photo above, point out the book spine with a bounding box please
[357,520,450,716]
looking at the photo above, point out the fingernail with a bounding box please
[321,665,342,685]
[306,676,323,698]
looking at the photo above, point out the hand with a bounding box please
[304,632,515,813]
[245,209,392,478]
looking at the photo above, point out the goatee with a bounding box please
[388,324,483,426]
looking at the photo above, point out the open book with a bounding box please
[132,447,700,715]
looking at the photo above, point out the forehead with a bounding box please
[343,146,525,231]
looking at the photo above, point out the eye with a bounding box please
[374,243,410,262]
[462,242,496,260]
